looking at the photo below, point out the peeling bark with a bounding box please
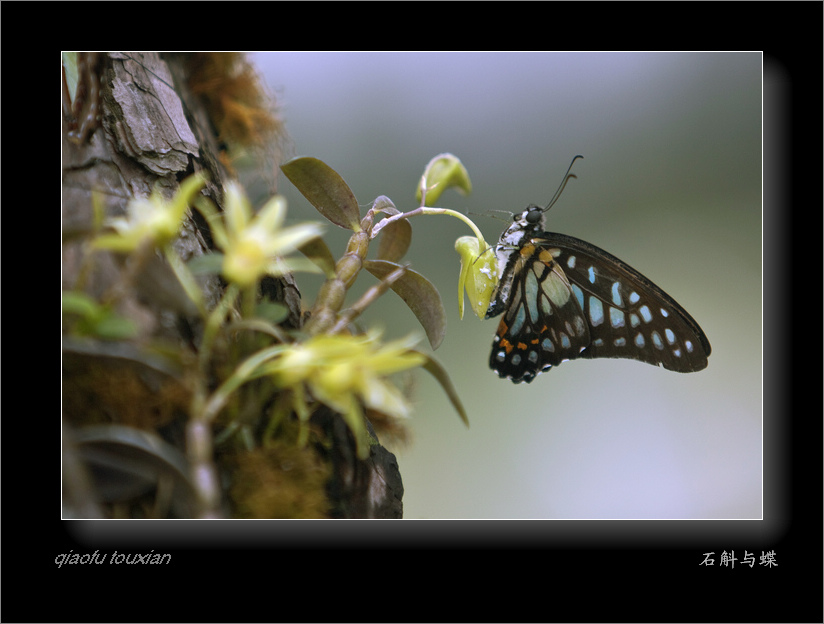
[62,53,404,519]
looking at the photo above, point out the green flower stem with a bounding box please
[371,207,489,251]
[240,285,257,320]
[186,418,221,518]
[202,343,288,422]
[198,283,240,376]
[162,245,206,317]
[422,208,488,250]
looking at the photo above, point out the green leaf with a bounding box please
[186,252,225,275]
[227,316,290,343]
[298,236,337,279]
[62,53,80,102]
[281,157,361,230]
[371,195,400,216]
[62,292,138,340]
[375,218,412,263]
[254,301,290,325]
[91,315,139,341]
[418,353,469,427]
[363,260,446,350]
[72,424,193,503]
[62,291,99,318]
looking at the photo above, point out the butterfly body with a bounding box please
[486,204,711,383]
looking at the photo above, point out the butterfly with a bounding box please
[485,158,711,383]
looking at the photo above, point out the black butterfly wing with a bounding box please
[488,239,593,383]
[534,232,711,372]
[489,232,711,383]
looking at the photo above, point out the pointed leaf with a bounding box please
[72,424,193,502]
[187,252,225,275]
[298,235,337,278]
[363,259,446,350]
[375,218,412,263]
[371,195,400,216]
[281,157,361,230]
[418,352,469,427]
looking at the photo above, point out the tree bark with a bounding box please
[62,53,404,518]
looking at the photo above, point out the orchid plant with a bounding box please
[64,153,496,518]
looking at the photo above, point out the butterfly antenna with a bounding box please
[543,155,584,213]
[471,245,495,266]
[479,209,514,223]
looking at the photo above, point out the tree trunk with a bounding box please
[62,52,403,519]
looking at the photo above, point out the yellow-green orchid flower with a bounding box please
[212,182,324,288]
[455,235,498,320]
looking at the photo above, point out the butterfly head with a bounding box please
[498,204,546,248]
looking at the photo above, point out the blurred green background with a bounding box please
[253,52,761,519]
